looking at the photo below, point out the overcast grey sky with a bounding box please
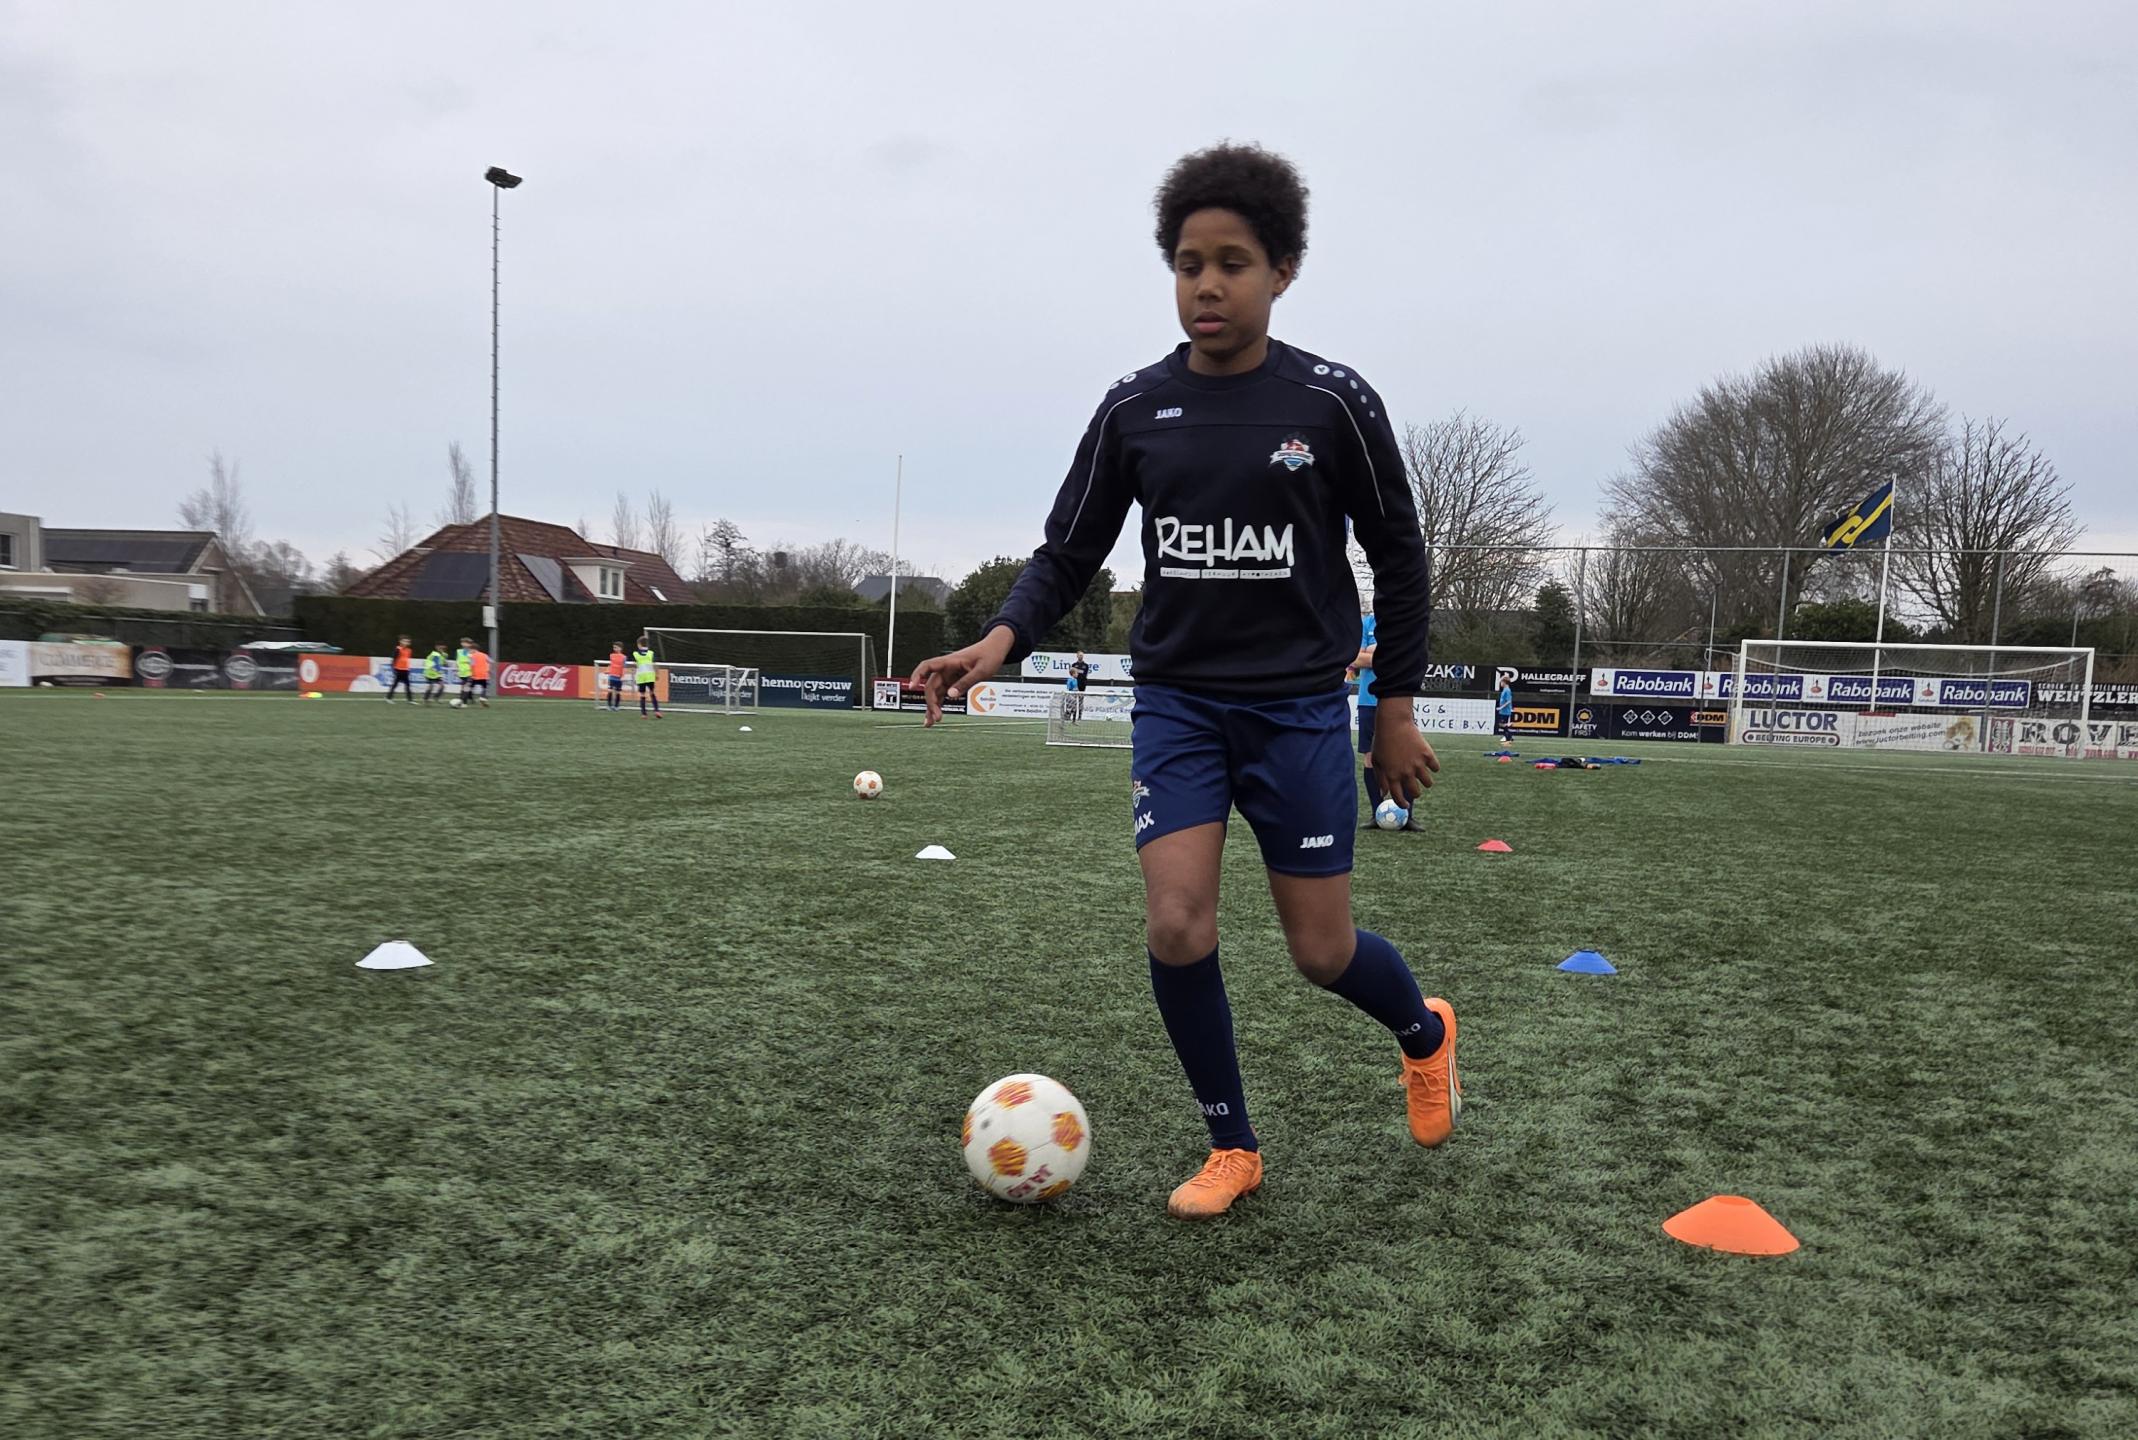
[4,0,2134,584]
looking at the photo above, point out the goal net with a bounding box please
[644,629,879,710]
[1730,640,2094,757]
[667,664,759,715]
[1046,687,1134,747]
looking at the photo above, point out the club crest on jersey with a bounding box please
[1269,435,1315,472]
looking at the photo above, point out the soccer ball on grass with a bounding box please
[1374,797,1410,830]
[853,770,883,799]
[962,1073,1090,1204]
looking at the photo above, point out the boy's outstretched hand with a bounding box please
[1370,700,1441,805]
[912,626,1016,727]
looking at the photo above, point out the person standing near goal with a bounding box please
[454,639,473,703]
[633,635,663,719]
[605,642,627,712]
[915,143,1456,1220]
[1067,650,1092,721]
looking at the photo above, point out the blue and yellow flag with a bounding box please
[1824,480,1894,549]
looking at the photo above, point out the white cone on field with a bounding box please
[915,844,955,861]
[738,725,752,732]
[357,941,434,971]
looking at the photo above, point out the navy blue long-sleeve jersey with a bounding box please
[986,340,1430,701]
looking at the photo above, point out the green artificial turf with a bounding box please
[4,691,2136,1438]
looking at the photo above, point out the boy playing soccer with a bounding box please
[422,642,447,704]
[633,636,663,719]
[915,144,1459,1219]
[605,642,627,712]
[385,635,415,703]
[454,639,472,704]
[467,644,491,707]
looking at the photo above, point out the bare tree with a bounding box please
[375,502,417,563]
[72,574,126,605]
[1577,526,1701,664]
[575,515,593,542]
[1893,417,2078,642]
[788,538,892,593]
[694,518,755,595]
[610,491,640,551]
[439,442,479,527]
[177,450,253,555]
[1401,413,1557,637]
[643,489,681,565]
[1606,344,1946,630]
[321,550,365,593]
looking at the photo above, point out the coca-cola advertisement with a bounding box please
[496,661,578,699]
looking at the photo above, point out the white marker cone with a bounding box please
[357,940,433,970]
[915,844,955,861]
[738,725,752,732]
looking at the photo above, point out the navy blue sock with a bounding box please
[1323,930,1443,1059]
[1149,948,1257,1152]
[1362,765,1384,810]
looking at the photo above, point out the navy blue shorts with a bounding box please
[1130,684,1356,877]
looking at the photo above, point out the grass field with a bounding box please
[5,690,2137,1439]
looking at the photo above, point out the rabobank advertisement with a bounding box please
[1588,668,1697,700]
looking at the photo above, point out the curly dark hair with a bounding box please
[1153,143,1309,270]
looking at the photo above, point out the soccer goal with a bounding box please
[645,629,879,710]
[666,663,760,715]
[1729,640,2093,756]
[1045,687,1134,747]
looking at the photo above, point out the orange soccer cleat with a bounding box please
[1166,1147,1264,1219]
[1401,997,1462,1147]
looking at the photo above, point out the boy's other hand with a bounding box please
[1370,701,1440,805]
[912,627,1016,727]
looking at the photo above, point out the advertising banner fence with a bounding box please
[1989,717,2138,760]
[0,639,28,687]
[872,677,965,715]
[29,641,132,685]
[1023,651,1134,683]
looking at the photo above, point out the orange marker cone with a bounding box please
[1662,1195,1799,1256]
[1476,839,1512,853]
[1496,755,1514,764]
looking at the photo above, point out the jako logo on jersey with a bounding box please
[1269,435,1315,471]
[1155,516,1296,566]
[1155,407,1183,419]
[1299,834,1334,849]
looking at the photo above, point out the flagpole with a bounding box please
[1869,474,1895,709]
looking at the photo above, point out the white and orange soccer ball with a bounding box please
[853,769,883,799]
[962,1073,1091,1204]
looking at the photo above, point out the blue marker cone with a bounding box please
[1559,950,1616,975]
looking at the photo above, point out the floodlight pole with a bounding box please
[485,166,522,671]
[887,454,903,679]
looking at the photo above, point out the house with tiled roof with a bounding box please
[344,516,695,605]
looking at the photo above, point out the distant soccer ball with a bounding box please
[962,1073,1090,1204]
[1374,798,1410,830]
[853,769,883,799]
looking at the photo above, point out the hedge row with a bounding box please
[290,596,948,675]
[0,600,302,648]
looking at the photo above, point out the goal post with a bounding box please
[643,629,879,710]
[1729,639,2094,757]
[1045,687,1133,747]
